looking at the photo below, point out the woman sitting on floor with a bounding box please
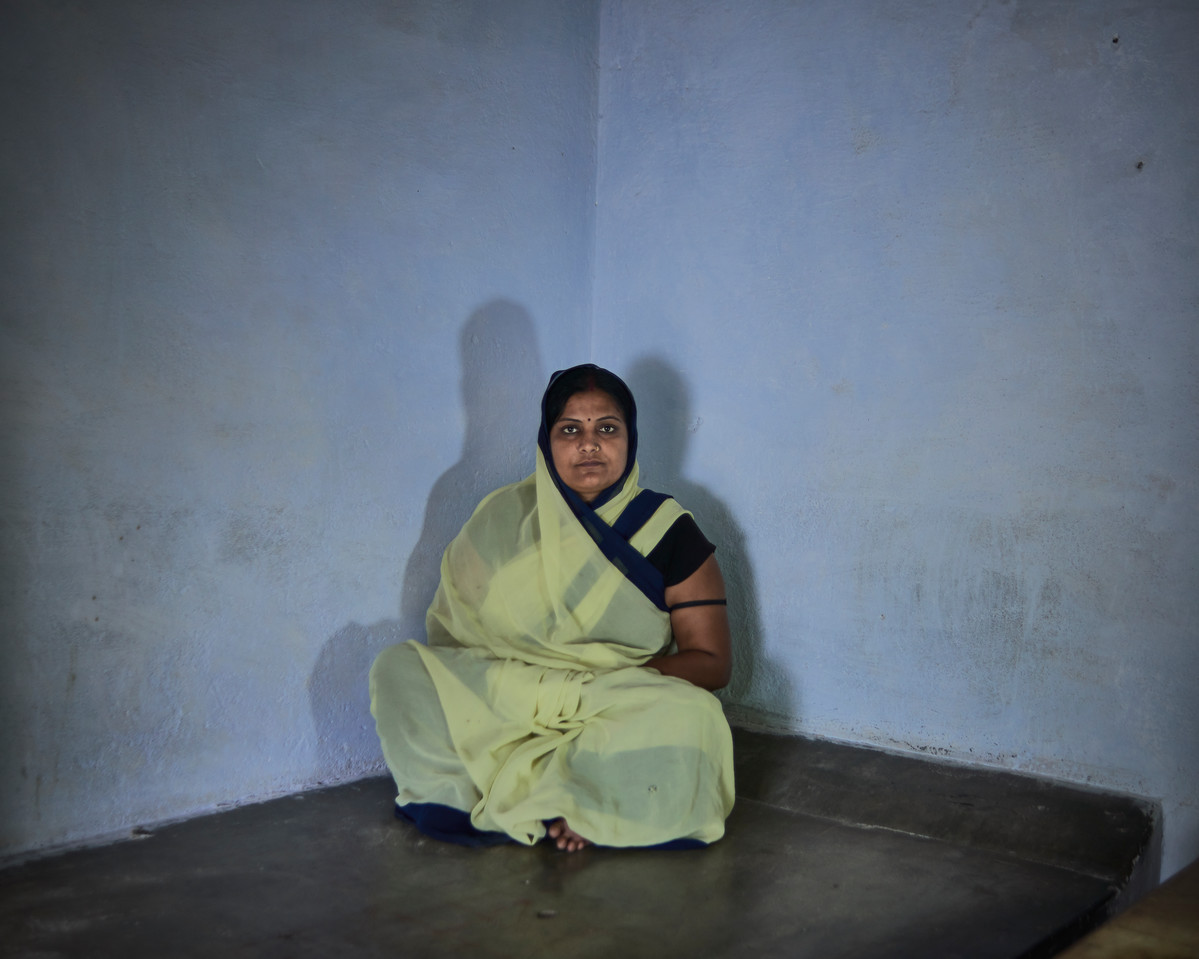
[370,363,734,851]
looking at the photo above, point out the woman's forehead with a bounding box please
[556,390,624,421]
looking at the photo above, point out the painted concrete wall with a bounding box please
[0,0,597,857]
[595,1,1198,876]
[4,0,1196,883]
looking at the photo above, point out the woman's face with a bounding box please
[549,390,629,503]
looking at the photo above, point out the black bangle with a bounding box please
[668,598,728,612]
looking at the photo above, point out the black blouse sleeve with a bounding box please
[646,514,716,588]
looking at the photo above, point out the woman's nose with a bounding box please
[578,431,599,450]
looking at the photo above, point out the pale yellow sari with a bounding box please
[369,449,735,847]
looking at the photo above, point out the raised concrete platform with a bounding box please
[733,729,1161,907]
[0,728,1160,958]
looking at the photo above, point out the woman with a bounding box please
[369,364,734,852]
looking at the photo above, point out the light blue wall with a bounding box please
[0,0,597,857]
[4,0,1197,882]
[595,0,1198,876]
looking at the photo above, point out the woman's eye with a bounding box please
[560,425,577,435]
[599,424,616,434]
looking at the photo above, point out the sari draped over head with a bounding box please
[369,365,734,848]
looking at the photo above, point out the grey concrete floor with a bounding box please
[0,730,1157,959]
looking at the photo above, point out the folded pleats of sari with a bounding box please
[369,451,735,847]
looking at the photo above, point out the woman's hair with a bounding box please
[544,365,635,427]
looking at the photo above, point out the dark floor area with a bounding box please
[0,728,1160,959]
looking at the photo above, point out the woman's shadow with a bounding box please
[626,357,794,723]
[307,300,543,783]
[396,303,545,641]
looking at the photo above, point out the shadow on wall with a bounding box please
[626,357,794,722]
[397,302,545,642]
[307,300,544,784]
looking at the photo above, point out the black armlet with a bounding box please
[668,598,728,612]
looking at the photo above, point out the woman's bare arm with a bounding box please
[643,554,732,691]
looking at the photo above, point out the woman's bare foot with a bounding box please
[547,818,590,853]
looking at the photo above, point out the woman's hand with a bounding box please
[643,555,732,691]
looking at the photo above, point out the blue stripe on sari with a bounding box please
[395,802,708,851]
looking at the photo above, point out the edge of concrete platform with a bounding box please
[726,719,1162,918]
[1053,858,1199,959]
[3,706,1161,942]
